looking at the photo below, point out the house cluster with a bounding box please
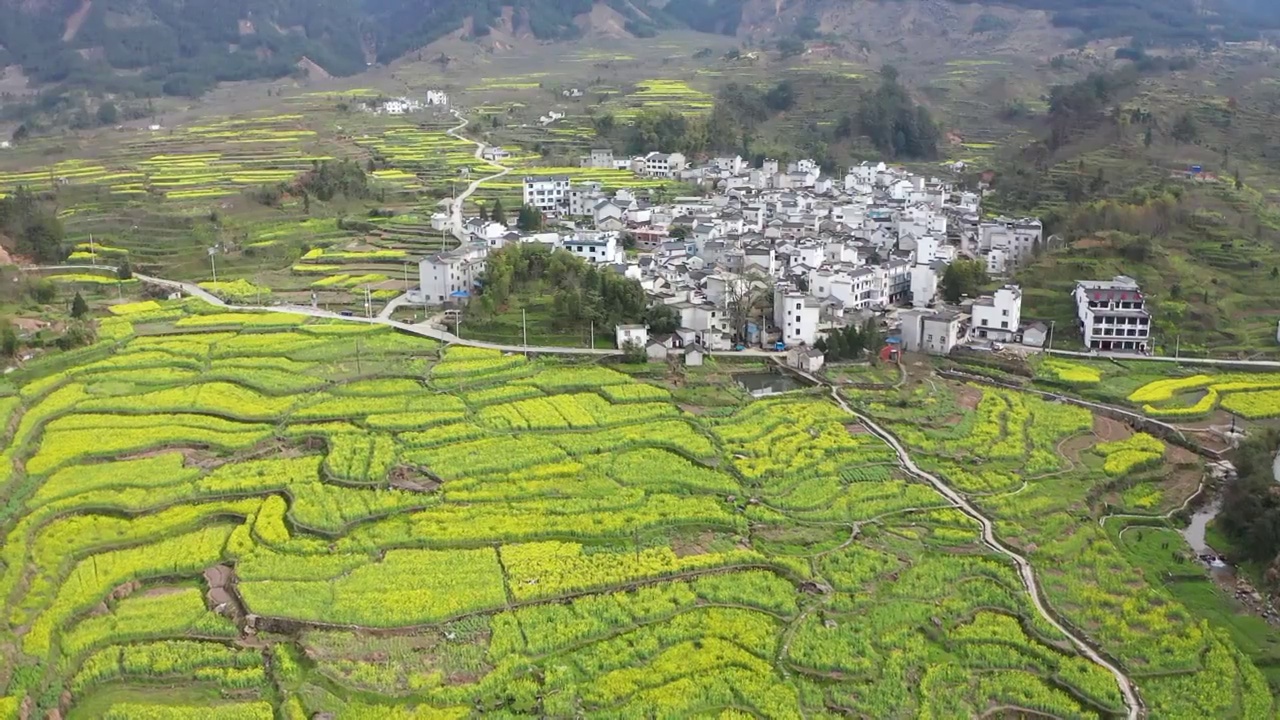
[419,156,1066,359]
[361,91,449,115]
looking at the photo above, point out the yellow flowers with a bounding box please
[1036,358,1101,385]
[1095,433,1165,477]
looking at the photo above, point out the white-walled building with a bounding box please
[419,244,488,305]
[1073,276,1151,352]
[970,284,1022,342]
[523,176,570,213]
[616,324,649,350]
[901,309,964,355]
[777,290,821,347]
[560,233,620,264]
[640,152,688,179]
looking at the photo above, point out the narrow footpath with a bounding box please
[835,388,1144,719]
[776,359,1144,719]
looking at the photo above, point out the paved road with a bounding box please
[1049,347,1280,369]
[33,265,785,358]
[443,110,512,241]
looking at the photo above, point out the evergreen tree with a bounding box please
[516,205,545,232]
[70,292,88,319]
[491,198,507,226]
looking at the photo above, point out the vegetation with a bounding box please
[0,188,66,263]
[1219,428,1280,564]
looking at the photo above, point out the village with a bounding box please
[415,153,1151,367]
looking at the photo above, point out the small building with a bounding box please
[684,343,707,367]
[787,346,826,374]
[616,324,648,350]
[901,309,964,355]
[1022,321,1049,349]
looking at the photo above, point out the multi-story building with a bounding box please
[776,290,821,347]
[1073,276,1151,352]
[523,175,570,213]
[970,284,1022,342]
[418,244,488,305]
[901,309,964,355]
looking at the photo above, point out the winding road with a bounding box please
[443,109,513,241]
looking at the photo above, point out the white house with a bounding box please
[616,324,649,350]
[583,148,615,169]
[482,146,511,162]
[787,346,826,373]
[1073,276,1151,352]
[560,233,619,265]
[900,309,964,355]
[523,176,570,213]
[909,265,938,308]
[425,90,449,105]
[778,291,821,347]
[970,284,1022,342]
[419,244,488,305]
[641,152,687,179]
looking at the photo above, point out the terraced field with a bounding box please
[0,297,1269,718]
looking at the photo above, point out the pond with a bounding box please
[734,371,807,398]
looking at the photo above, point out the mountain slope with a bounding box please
[1,0,1277,100]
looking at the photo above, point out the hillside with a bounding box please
[2,0,1279,105]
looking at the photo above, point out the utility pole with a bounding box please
[355,337,361,375]
[207,246,218,284]
[1174,334,1180,359]
[1047,320,1055,353]
[89,234,96,266]
[590,320,594,350]
[364,286,372,319]
[522,308,528,352]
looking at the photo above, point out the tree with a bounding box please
[0,320,16,358]
[55,320,95,350]
[28,278,56,304]
[491,198,506,226]
[478,202,490,222]
[940,260,988,302]
[516,205,544,232]
[777,37,806,58]
[620,231,637,251]
[1171,113,1198,144]
[1143,126,1153,148]
[1234,168,1243,190]
[96,102,119,126]
[116,260,133,280]
[11,124,29,145]
[70,291,88,318]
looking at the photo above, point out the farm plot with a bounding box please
[1126,370,1280,419]
[0,305,1270,718]
[851,380,1276,717]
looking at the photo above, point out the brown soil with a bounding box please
[1093,415,1131,443]
[11,317,48,333]
[677,403,707,415]
[296,56,333,80]
[1058,433,1096,466]
[672,530,715,558]
[62,0,93,42]
[845,422,870,435]
[956,385,983,411]
[1071,236,1110,250]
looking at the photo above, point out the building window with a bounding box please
[795,303,802,310]
[1000,321,1008,329]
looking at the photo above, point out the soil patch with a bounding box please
[1058,433,1096,466]
[956,385,983,411]
[1093,415,1131,443]
[845,422,870,435]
